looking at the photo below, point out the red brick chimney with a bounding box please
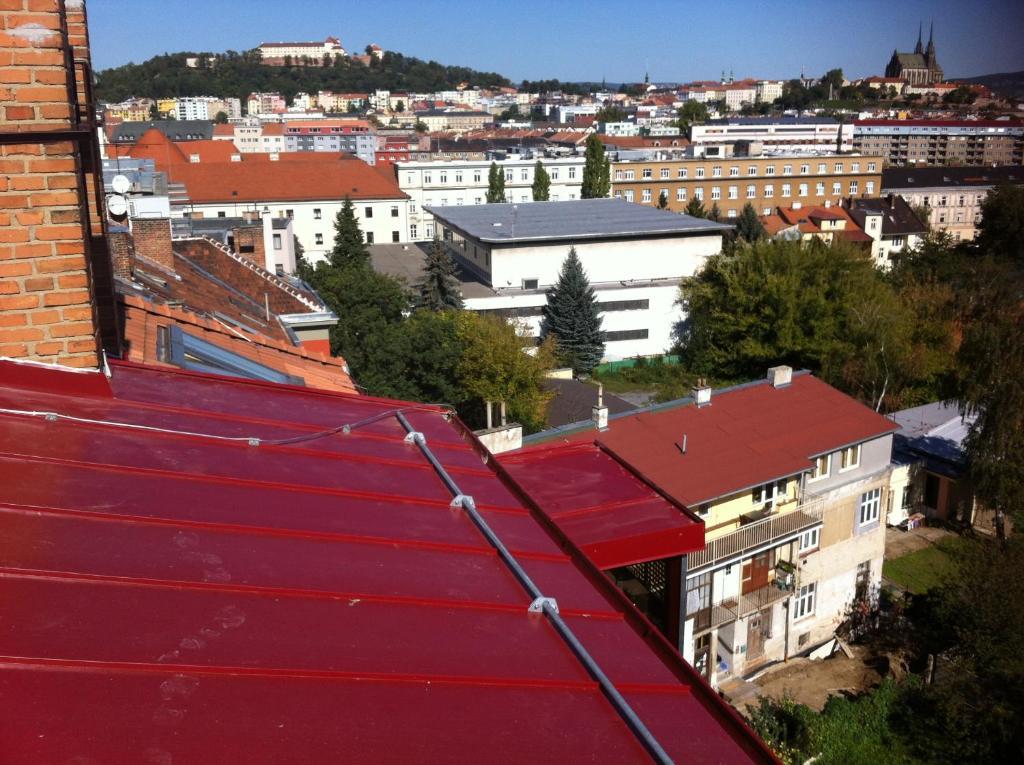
[231,224,266,267]
[108,227,135,279]
[0,0,115,368]
[129,217,174,271]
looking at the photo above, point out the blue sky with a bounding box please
[90,0,1024,82]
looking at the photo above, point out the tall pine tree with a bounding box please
[685,197,707,218]
[580,135,610,199]
[486,161,507,203]
[531,160,550,201]
[708,202,722,222]
[656,190,669,209]
[418,238,464,311]
[327,197,370,268]
[540,247,605,375]
[735,202,766,242]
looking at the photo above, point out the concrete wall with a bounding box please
[806,434,893,496]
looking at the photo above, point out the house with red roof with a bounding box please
[508,367,898,688]
[760,203,874,247]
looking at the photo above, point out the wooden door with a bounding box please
[747,608,771,660]
[741,551,772,595]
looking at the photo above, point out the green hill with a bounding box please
[956,70,1024,101]
[94,49,513,103]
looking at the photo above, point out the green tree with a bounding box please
[213,110,228,124]
[395,100,405,113]
[327,198,370,268]
[975,183,1024,264]
[595,104,626,123]
[685,197,706,218]
[656,190,669,209]
[418,238,464,311]
[414,120,428,133]
[580,134,610,199]
[455,311,555,433]
[675,100,709,134]
[148,103,158,119]
[707,202,722,221]
[294,234,314,282]
[539,247,605,375]
[531,160,550,201]
[486,161,507,203]
[734,202,766,242]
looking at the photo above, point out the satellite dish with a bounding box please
[111,174,131,194]
[107,194,128,217]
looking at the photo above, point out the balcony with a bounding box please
[687,498,824,571]
[691,578,795,633]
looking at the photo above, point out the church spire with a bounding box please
[914,21,923,54]
[926,20,935,56]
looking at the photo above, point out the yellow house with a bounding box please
[156,98,178,118]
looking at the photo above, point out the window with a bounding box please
[439,172,447,184]
[624,190,634,202]
[313,208,322,220]
[816,163,826,174]
[712,166,722,178]
[764,184,774,198]
[521,169,529,181]
[605,328,649,341]
[815,182,825,195]
[765,165,775,176]
[614,170,623,181]
[642,189,652,203]
[834,163,843,173]
[272,234,282,250]
[694,187,704,201]
[550,169,559,180]
[166,326,302,384]
[642,168,652,179]
[455,172,463,183]
[783,164,793,176]
[598,298,650,311]
[849,181,859,194]
[568,167,577,179]
[676,187,687,201]
[410,224,418,239]
[624,170,635,180]
[285,209,294,218]
[763,207,771,215]
[696,167,705,179]
[710,187,721,200]
[798,183,808,197]
[799,527,820,553]
[392,230,400,242]
[660,168,670,179]
[697,503,711,518]
[855,560,871,599]
[726,186,737,200]
[391,206,399,217]
[365,232,374,244]
[727,209,737,219]
[678,168,688,179]
[866,181,875,195]
[424,172,432,184]
[752,478,788,509]
[314,233,323,245]
[364,207,373,218]
[808,454,832,482]
[473,170,481,183]
[217,211,226,218]
[800,164,809,175]
[729,166,739,177]
[746,184,756,199]
[851,162,860,173]
[425,224,433,238]
[832,182,841,195]
[859,488,881,525]
[867,162,876,172]
[794,582,816,619]
[840,444,861,471]
[747,166,757,176]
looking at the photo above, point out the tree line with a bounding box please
[95,49,512,104]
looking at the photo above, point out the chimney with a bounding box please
[230,153,241,162]
[592,383,609,430]
[767,365,792,388]
[108,227,135,280]
[189,153,200,163]
[130,217,175,272]
[231,225,266,267]
[692,378,712,407]
[261,207,277,273]
[269,152,280,161]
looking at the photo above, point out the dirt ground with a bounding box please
[725,643,883,713]
[884,523,953,560]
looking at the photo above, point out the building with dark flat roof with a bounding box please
[853,119,1023,167]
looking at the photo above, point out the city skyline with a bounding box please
[90,0,1024,83]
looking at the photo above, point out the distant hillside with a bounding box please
[955,70,1024,101]
[94,49,513,103]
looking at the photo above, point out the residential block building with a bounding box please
[283,119,376,164]
[853,119,1024,166]
[414,109,493,132]
[882,165,1024,241]
[690,117,854,153]
[258,36,345,62]
[513,368,898,688]
[396,155,586,240]
[176,96,241,121]
[246,92,287,116]
[427,199,731,359]
[611,153,884,219]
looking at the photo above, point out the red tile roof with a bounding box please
[0,358,776,764]
[500,441,705,569]
[120,295,356,394]
[526,374,898,508]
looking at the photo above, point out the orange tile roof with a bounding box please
[121,295,356,394]
[261,123,285,136]
[212,123,235,136]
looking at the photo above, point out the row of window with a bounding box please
[414,166,578,186]
[614,161,877,182]
[618,180,874,206]
[809,444,861,482]
[477,299,650,319]
[421,193,578,207]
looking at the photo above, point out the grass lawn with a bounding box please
[882,536,967,594]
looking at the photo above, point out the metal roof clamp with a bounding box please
[529,596,559,615]
[450,494,472,509]
[404,431,424,445]
[247,438,261,447]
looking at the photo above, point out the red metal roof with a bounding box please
[0,358,775,764]
[527,374,899,508]
[500,441,705,569]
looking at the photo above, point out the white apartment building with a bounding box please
[723,86,757,111]
[258,37,345,61]
[603,122,641,136]
[755,80,785,103]
[691,117,854,152]
[429,199,730,359]
[397,156,587,241]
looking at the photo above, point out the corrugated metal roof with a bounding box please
[428,199,732,243]
[0,358,776,764]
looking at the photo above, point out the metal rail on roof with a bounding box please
[395,411,675,765]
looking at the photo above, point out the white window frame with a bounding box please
[859,488,881,525]
[794,582,816,619]
[809,454,831,482]
[642,188,652,203]
[798,527,820,553]
[840,444,861,472]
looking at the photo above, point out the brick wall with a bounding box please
[130,217,173,271]
[0,0,108,368]
[231,225,265,267]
